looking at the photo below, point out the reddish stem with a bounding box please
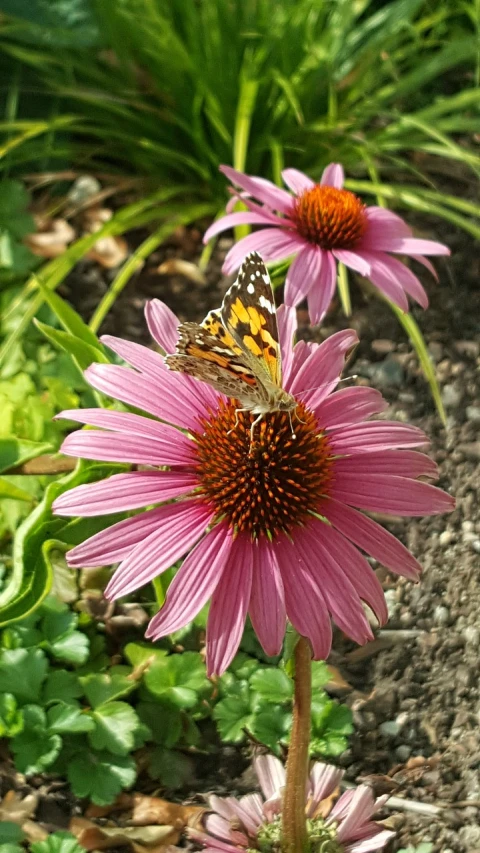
[282,636,312,853]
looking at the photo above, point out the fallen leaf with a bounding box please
[0,790,38,825]
[26,218,76,258]
[87,235,129,268]
[156,259,205,286]
[69,817,178,851]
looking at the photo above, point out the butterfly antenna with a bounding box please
[293,374,358,401]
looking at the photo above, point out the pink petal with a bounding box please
[288,329,358,405]
[352,251,409,311]
[321,163,345,189]
[255,755,286,801]
[412,254,437,278]
[333,449,438,479]
[105,500,214,599]
[346,829,395,852]
[101,335,166,378]
[308,763,343,816]
[365,236,450,256]
[276,304,298,385]
[295,524,374,645]
[330,421,428,454]
[203,210,286,243]
[222,228,306,274]
[331,473,455,516]
[281,168,314,195]
[146,521,233,638]
[307,249,337,324]
[336,786,378,843]
[333,249,371,277]
[284,245,321,307]
[56,408,193,453]
[248,540,286,657]
[324,498,421,580]
[370,254,428,308]
[60,429,194,468]
[363,206,412,241]
[84,363,207,432]
[66,506,175,568]
[53,470,198,516]
[273,535,333,660]
[220,165,294,215]
[145,299,179,353]
[310,519,388,625]
[206,534,253,676]
[317,387,387,430]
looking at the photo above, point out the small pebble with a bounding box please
[466,405,480,424]
[464,626,480,646]
[439,530,454,546]
[371,338,395,355]
[462,521,474,533]
[433,605,449,626]
[471,539,480,554]
[379,720,401,738]
[442,383,462,408]
[395,744,412,761]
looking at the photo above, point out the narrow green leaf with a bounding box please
[0,477,34,501]
[0,437,53,474]
[336,262,352,316]
[34,320,108,372]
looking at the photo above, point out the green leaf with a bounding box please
[67,750,136,805]
[11,704,62,774]
[89,702,142,756]
[43,670,82,706]
[249,668,293,705]
[0,694,24,737]
[136,701,181,748]
[0,648,48,703]
[0,180,35,238]
[213,682,253,743]
[30,832,86,853]
[0,824,24,845]
[311,661,332,691]
[143,651,210,708]
[0,437,52,473]
[0,477,34,502]
[47,703,95,734]
[41,599,90,663]
[148,747,194,788]
[80,672,137,708]
[35,321,108,373]
[0,844,24,853]
[249,706,292,755]
[33,284,102,350]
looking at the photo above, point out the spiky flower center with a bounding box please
[293,185,367,249]
[253,815,343,853]
[193,399,334,539]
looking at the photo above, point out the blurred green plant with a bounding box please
[0,826,85,853]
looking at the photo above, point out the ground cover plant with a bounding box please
[0,1,477,852]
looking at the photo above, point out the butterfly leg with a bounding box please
[227,406,250,435]
[249,412,264,442]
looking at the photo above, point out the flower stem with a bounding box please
[282,636,312,853]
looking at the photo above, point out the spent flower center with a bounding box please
[193,398,334,539]
[293,185,367,249]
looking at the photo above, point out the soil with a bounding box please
[39,212,480,850]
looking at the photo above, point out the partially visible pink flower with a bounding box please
[204,164,450,324]
[53,300,454,676]
[190,754,394,853]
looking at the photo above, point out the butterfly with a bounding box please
[165,252,297,436]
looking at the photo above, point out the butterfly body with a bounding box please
[165,252,297,427]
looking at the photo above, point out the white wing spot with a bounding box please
[247,283,255,294]
[259,294,275,313]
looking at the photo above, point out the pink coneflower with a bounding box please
[203,164,450,323]
[53,301,453,675]
[190,754,394,853]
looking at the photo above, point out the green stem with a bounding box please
[232,72,258,242]
[282,636,311,853]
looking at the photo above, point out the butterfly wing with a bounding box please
[221,252,282,387]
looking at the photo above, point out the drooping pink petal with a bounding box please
[336,787,379,843]
[323,498,421,579]
[203,210,286,243]
[56,409,194,454]
[284,245,322,307]
[317,387,387,430]
[226,795,263,834]
[346,829,396,852]
[146,521,233,639]
[84,363,208,432]
[101,335,166,378]
[306,249,337,325]
[272,535,333,660]
[255,755,286,801]
[370,253,429,308]
[60,429,194,468]
[334,449,438,479]
[412,254,437,278]
[206,534,253,676]
[105,500,214,599]
[332,473,455,516]
[363,236,450,256]
[248,540,286,658]
[281,168,314,195]
[220,165,294,215]
[276,304,298,384]
[309,519,388,625]
[66,506,176,568]
[222,228,306,274]
[333,249,371,277]
[352,250,409,311]
[295,524,374,645]
[308,763,343,816]
[363,206,412,240]
[52,470,198,516]
[320,163,345,188]
[288,329,358,405]
[145,299,179,353]
[330,421,428,454]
